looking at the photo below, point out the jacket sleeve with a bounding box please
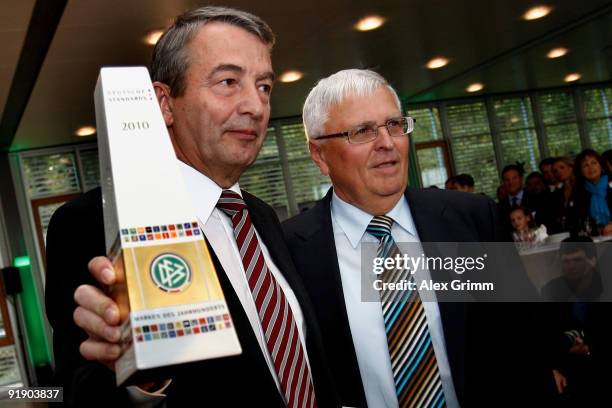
[45,198,131,406]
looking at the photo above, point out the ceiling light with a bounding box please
[523,5,552,20]
[354,15,385,32]
[144,29,164,46]
[279,70,303,83]
[547,47,569,59]
[75,126,96,137]
[564,72,581,82]
[466,82,484,93]
[426,57,449,69]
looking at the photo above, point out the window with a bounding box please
[582,87,612,152]
[22,152,80,198]
[238,121,330,220]
[446,102,498,197]
[408,107,443,143]
[415,144,450,188]
[282,123,330,210]
[493,97,540,173]
[239,128,289,214]
[78,149,101,192]
[539,91,581,157]
[408,107,450,188]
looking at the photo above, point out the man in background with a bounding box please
[498,164,551,238]
[540,157,559,192]
[454,173,475,193]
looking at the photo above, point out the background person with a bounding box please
[454,173,475,193]
[571,149,612,236]
[540,157,559,192]
[550,156,577,233]
[510,205,548,243]
[541,238,611,407]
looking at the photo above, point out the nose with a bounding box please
[373,125,395,150]
[237,84,266,118]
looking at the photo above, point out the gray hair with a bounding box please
[302,69,402,139]
[150,6,275,97]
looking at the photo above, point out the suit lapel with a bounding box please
[292,190,368,406]
[405,188,449,242]
[241,191,338,406]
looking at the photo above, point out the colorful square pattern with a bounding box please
[121,222,200,243]
[134,314,232,343]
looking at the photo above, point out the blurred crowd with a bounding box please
[445,148,612,242]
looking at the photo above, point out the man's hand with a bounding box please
[552,369,567,394]
[568,336,590,356]
[602,222,612,236]
[73,256,122,370]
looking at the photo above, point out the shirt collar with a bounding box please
[177,160,241,223]
[330,190,417,248]
[509,189,524,204]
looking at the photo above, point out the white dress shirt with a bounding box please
[330,192,459,408]
[128,160,310,404]
[179,161,311,390]
[508,189,525,206]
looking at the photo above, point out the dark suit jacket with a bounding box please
[569,184,612,234]
[283,188,549,407]
[540,273,612,404]
[45,187,337,407]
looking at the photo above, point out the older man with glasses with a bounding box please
[282,69,548,407]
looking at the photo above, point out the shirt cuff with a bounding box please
[125,379,172,407]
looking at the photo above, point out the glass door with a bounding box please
[415,141,451,189]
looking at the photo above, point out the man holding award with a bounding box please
[45,6,335,407]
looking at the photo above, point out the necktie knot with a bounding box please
[366,215,394,241]
[217,189,247,218]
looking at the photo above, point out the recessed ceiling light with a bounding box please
[354,15,386,32]
[279,70,304,83]
[144,29,164,46]
[426,57,449,69]
[523,5,552,20]
[75,126,96,137]
[466,82,484,93]
[564,72,581,82]
[547,47,569,59]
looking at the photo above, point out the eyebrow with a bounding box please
[209,64,244,78]
[208,64,275,83]
[352,114,403,128]
[259,71,276,83]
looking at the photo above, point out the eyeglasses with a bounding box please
[315,116,415,144]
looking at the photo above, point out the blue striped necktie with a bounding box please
[366,215,446,408]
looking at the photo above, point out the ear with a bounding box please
[309,140,330,176]
[154,81,174,127]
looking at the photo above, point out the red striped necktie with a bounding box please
[217,189,316,408]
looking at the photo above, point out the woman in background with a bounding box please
[551,156,576,232]
[572,149,612,236]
